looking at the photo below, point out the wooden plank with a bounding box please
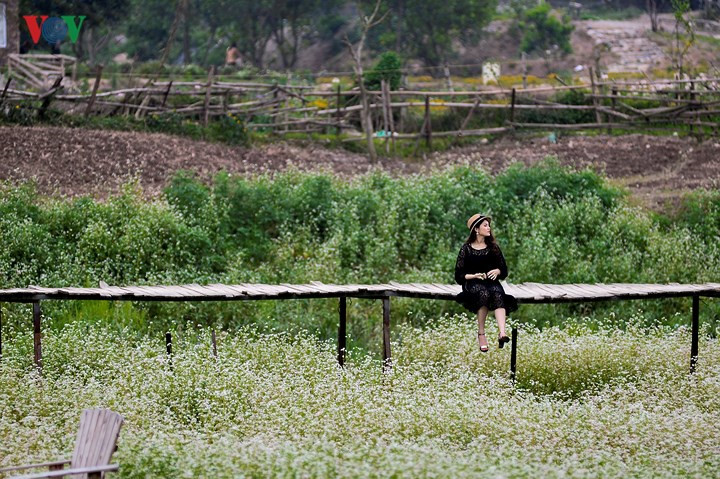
[557,284,607,299]
[410,283,450,295]
[207,283,245,297]
[522,283,562,299]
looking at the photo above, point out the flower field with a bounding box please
[1,317,719,478]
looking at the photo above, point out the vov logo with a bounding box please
[23,15,86,44]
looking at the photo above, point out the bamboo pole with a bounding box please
[161,80,173,109]
[85,65,104,117]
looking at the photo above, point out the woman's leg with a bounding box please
[494,307,508,338]
[477,306,489,349]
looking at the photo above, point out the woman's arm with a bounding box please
[496,246,508,280]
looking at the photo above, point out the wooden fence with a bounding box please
[2,71,720,142]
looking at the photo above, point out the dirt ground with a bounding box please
[1,125,718,211]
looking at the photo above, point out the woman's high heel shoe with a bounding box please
[478,333,489,353]
[498,334,510,349]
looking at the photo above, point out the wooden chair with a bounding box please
[0,409,124,479]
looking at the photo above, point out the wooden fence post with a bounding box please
[385,81,396,154]
[589,67,602,127]
[691,295,699,373]
[424,95,432,149]
[33,302,42,371]
[510,87,516,125]
[85,65,103,117]
[382,297,391,372]
[0,77,12,110]
[0,303,3,359]
[338,296,347,367]
[381,80,390,153]
[203,66,215,127]
[610,86,617,134]
[336,82,342,137]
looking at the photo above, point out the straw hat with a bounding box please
[467,213,491,230]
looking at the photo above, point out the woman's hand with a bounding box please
[486,269,501,280]
[465,273,486,280]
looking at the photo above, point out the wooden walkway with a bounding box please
[1,281,717,375]
[1,281,718,302]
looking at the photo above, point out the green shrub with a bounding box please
[517,2,574,55]
[0,162,718,343]
[364,51,403,91]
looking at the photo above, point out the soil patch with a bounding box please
[1,125,718,211]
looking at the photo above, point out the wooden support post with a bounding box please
[85,65,104,117]
[338,296,347,367]
[166,332,173,370]
[510,88,516,124]
[33,302,42,370]
[382,297,391,371]
[211,329,218,359]
[424,95,432,149]
[510,327,518,382]
[691,295,699,373]
[0,303,3,359]
[203,66,215,127]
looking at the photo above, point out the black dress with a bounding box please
[454,243,518,314]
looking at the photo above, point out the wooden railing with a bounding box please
[7,53,77,90]
[2,73,720,141]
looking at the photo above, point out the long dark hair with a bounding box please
[464,221,500,253]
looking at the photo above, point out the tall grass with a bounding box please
[0,160,719,348]
[0,320,718,478]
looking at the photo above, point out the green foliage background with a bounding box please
[1,160,719,351]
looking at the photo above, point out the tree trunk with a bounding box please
[647,0,659,32]
[183,2,191,64]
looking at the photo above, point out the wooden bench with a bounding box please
[0,409,124,479]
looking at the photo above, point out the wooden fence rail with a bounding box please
[4,74,720,141]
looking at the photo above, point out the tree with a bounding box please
[517,2,574,55]
[124,0,175,61]
[345,0,389,162]
[704,0,720,20]
[267,0,327,69]
[377,0,496,67]
[364,51,402,91]
[670,0,694,76]
[646,0,668,32]
[231,1,275,69]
